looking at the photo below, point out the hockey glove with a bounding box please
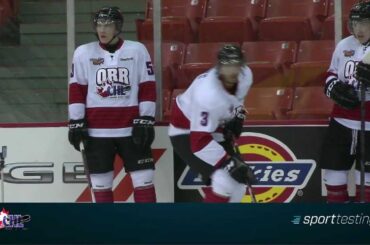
[132,116,155,151]
[224,107,246,139]
[221,155,256,185]
[355,61,370,87]
[324,80,360,109]
[68,119,88,151]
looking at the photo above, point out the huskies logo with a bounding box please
[96,67,131,98]
[178,132,316,203]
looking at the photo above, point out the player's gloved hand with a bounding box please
[221,154,256,185]
[224,106,246,139]
[132,116,155,151]
[68,119,88,151]
[355,61,370,87]
[324,80,360,109]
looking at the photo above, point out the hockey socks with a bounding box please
[94,190,114,203]
[355,185,370,203]
[204,191,230,203]
[134,185,157,203]
[325,184,349,203]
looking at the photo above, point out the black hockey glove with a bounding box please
[224,107,246,139]
[132,116,155,151]
[324,80,360,109]
[355,61,370,87]
[221,155,256,185]
[68,119,88,151]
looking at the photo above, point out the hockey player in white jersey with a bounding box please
[321,1,370,203]
[169,45,256,203]
[68,7,157,203]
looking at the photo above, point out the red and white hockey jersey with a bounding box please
[68,40,156,137]
[169,67,253,167]
[326,35,370,130]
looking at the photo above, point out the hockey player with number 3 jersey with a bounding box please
[68,7,157,203]
[321,1,370,203]
[169,45,256,203]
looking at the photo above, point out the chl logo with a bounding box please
[96,67,131,98]
[178,132,316,203]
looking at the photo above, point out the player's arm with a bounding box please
[324,46,359,109]
[68,48,89,151]
[190,100,255,185]
[132,44,156,151]
[189,95,228,166]
[223,66,252,140]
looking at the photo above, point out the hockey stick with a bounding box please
[232,140,257,203]
[79,142,96,203]
[359,82,366,203]
[0,146,6,203]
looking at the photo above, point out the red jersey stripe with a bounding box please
[86,106,139,128]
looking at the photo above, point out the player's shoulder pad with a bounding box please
[74,41,98,58]
[240,66,253,86]
[335,36,358,51]
[193,75,226,110]
[125,40,147,52]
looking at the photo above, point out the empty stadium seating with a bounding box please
[327,0,357,16]
[287,86,334,119]
[177,42,236,88]
[0,0,14,26]
[242,41,297,87]
[244,87,294,120]
[290,40,334,86]
[138,0,207,43]
[198,0,265,42]
[142,41,185,90]
[320,0,357,40]
[259,0,328,41]
[162,89,172,121]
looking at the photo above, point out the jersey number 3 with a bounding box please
[200,112,209,126]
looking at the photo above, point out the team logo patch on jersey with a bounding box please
[343,50,355,57]
[90,57,104,65]
[96,67,131,98]
[178,132,316,203]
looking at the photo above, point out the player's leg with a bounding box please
[117,137,156,203]
[320,119,355,203]
[85,137,116,203]
[354,130,370,202]
[171,134,245,202]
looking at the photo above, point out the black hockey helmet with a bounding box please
[217,44,245,66]
[350,1,370,22]
[93,6,123,31]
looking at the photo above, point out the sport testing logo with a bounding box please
[178,132,316,203]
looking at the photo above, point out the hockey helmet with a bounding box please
[349,1,370,32]
[217,44,245,66]
[93,6,123,31]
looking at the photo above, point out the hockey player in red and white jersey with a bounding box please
[321,1,370,203]
[68,7,157,203]
[169,45,255,203]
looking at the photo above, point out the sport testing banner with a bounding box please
[0,125,174,202]
[175,121,358,203]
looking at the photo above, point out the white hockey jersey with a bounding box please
[326,35,370,130]
[68,40,156,137]
[169,67,253,167]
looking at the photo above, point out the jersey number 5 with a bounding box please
[146,61,154,75]
[200,112,209,126]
